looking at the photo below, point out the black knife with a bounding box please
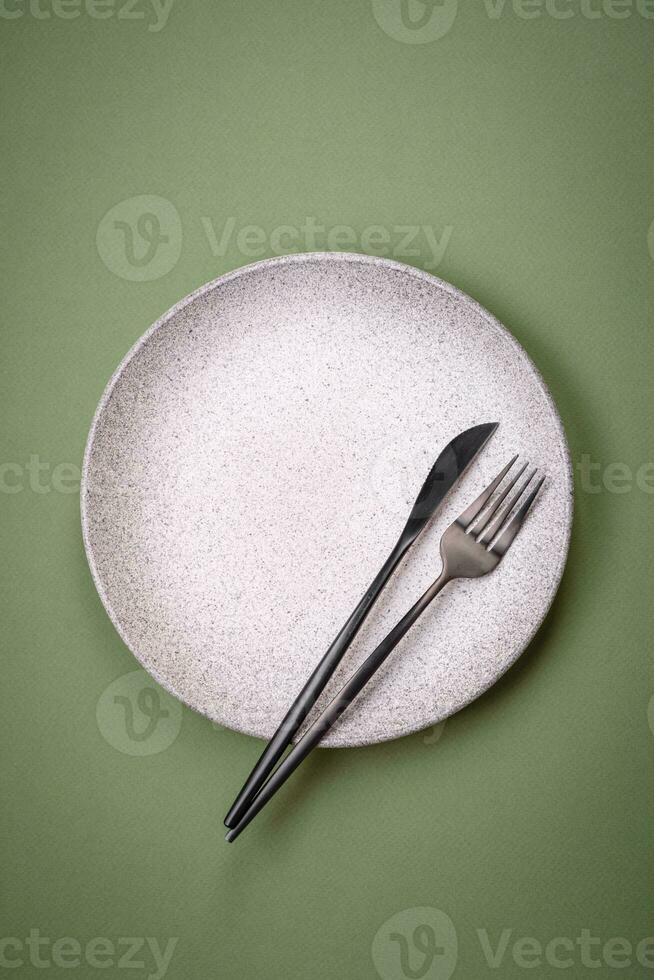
[224,422,498,828]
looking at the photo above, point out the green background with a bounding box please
[2,1,653,978]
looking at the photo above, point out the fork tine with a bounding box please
[473,462,528,542]
[476,466,533,543]
[456,456,518,529]
[490,475,545,557]
[483,469,536,544]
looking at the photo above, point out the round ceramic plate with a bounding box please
[82,253,572,747]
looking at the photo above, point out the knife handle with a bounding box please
[225,569,451,841]
[223,532,411,828]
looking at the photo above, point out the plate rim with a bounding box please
[81,251,574,747]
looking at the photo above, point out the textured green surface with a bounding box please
[2,2,654,978]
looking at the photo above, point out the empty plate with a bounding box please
[82,253,572,747]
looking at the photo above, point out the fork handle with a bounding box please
[223,533,413,828]
[225,569,451,842]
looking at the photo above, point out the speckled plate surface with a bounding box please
[82,253,572,747]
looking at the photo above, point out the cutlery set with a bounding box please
[224,423,544,841]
